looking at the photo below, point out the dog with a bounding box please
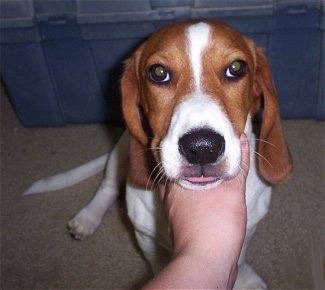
[24,20,293,288]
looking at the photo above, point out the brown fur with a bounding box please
[121,20,292,187]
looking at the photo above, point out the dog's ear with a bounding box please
[121,49,156,188]
[254,48,293,184]
[121,52,148,147]
[128,134,155,188]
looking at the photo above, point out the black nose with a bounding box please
[178,129,225,165]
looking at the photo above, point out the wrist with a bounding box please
[172,220,245,265]
[172,246,239,289]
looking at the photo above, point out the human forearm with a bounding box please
[143,249,237,289]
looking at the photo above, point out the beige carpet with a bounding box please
[1,86,324,289]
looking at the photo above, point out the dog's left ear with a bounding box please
[253,48,293,184]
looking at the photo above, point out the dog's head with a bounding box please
[121,20,292,189]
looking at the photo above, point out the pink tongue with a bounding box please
[185,176,217,183]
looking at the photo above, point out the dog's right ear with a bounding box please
[121,52,148,147]
[128,135,155,188]
[121,49,156,188]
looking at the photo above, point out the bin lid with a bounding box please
[0,0,34,28]
[77,0,275,24]
[1,0,323,27]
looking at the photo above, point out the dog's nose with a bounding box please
[178,129,225,165]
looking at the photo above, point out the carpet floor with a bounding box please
[1,87,324,289]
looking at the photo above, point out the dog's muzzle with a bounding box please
[178,128,225,185]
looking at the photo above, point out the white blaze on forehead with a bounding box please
[186,22,211,91]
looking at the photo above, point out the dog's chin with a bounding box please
[178,177,224,190]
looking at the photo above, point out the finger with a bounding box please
[239,133,250,179]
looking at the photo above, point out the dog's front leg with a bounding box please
[126,183,172,274]
[68,131,129,240]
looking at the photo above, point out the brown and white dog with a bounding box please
[24,20,293,288]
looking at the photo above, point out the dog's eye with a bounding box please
[226,60,247,79]
[149,64,170,83]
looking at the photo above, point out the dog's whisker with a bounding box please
[247,136,280,152]
[149,163,167,192]
[153,167,167,188]
[255,138,279,150]
[147,162,164,191]
[245,140,274,169]
[146,161,163,191]
[239,159,249,172]
[253,150,273,168]
[155,175,166,191]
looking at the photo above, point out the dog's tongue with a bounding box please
[185,176,217,184]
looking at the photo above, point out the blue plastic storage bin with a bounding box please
[269,1,324,119]
[0,0,324,126]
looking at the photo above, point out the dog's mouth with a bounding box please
[177,163,227,188]
[184,175,220,185]
[178,176,224,190]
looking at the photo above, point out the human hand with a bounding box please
[144,134,250,289]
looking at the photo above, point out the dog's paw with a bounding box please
[234,262,267,289]
[67,208,102,240]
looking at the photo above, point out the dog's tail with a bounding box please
[23,153,109,195]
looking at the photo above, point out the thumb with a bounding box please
[239,133,250,179]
